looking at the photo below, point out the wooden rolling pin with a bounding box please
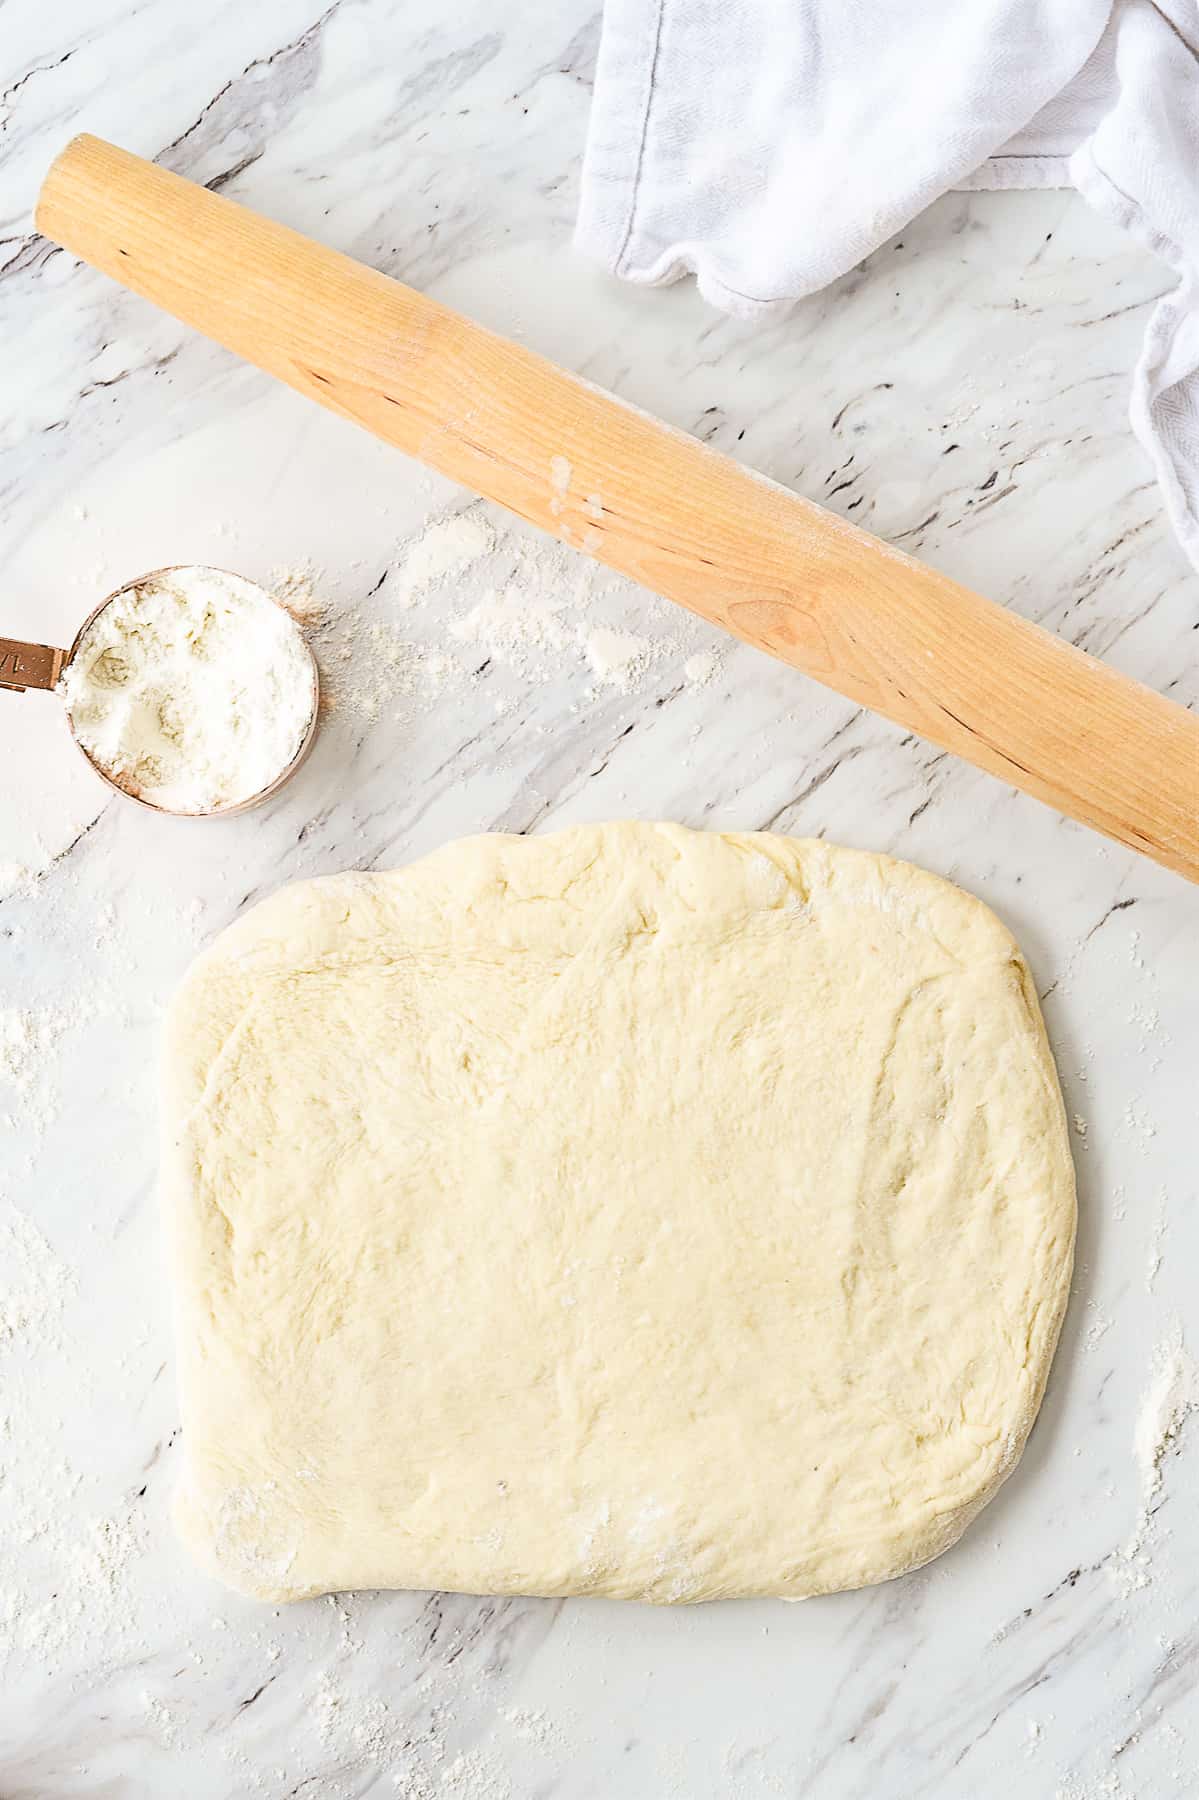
[37,135,1199,882]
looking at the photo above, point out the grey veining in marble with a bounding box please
[1,4,1198,1796]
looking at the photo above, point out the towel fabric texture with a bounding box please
[577,0,1199,568]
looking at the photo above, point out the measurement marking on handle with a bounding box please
[0,639,65,693]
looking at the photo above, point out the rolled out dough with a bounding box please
[164,823,1075,1604]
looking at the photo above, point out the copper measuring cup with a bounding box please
[0,566,320,817]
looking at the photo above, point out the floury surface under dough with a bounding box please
[163,823,1075,1605]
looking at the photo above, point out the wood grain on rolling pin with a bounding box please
[37,135,1199,882]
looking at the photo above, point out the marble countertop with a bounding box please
[2,4,1198,1796]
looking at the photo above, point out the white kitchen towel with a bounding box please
[577,0,1199,569]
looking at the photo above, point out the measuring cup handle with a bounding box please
[0,638,65,693]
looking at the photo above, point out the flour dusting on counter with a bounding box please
[0,1007,64,1099]
[1114,1335,1197,1595]
[1,1005,71,1154]
[397,510,494,604]
[0,1202,76,1347]
[0,862,36,901]
[291,503,723,724]
[1134,1339,1196,1504]
[583,626,656,691]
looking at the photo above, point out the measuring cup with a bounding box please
[0,566,320,817]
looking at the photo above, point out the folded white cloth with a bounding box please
[577,0,1199,569]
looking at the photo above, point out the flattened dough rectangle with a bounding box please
[163,823,1075,1603]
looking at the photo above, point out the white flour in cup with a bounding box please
[58,566,315,815]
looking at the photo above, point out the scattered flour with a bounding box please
[1146,1187,1168,1293]
[1113,1334,1197,1595]
[316,1671,395,1763]
[501,1707,557,1753]
[0,1007,65,1096]
[141,1688,184,1748]
[396,511,494,605]
[450,586,572,666]
[272,562,327,625]
[1123,1097,1157,1146]
[0,862,35,901]
[1084,1303,1113,1349]
[0,1006,71,1152]
[582,627,656,692]
[0,1462,150,1678]
[684,649,720,686]
[0,976,109,1164]
[1134,1340,1195,1501]
[310,1667,518,1800]
[1129,999,1161,1042]
[1055,1773,1130,1800]
[0,1057,185,1685]
[278,503,720,727]
[438,1749,511,1800]
[358,624,455,721]
[1129,994,1168,1076]
[0,1202,76,1348]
